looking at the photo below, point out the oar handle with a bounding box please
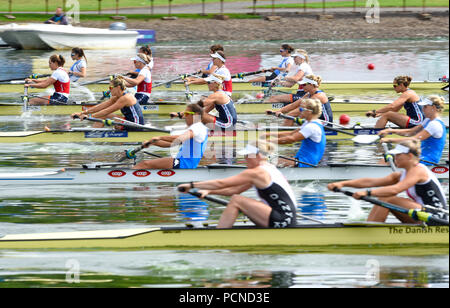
[177,187,229,206]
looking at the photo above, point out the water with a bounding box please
[0,39,448,288]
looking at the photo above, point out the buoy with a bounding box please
[339,114,350,125]
[367,63,375,70]
[255,92,264,99]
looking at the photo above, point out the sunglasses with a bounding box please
[299,107,313,112]
[183,111,196,116]
[71,53,76,56]
[279,49,286,53]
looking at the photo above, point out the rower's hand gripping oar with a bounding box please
[178,187,229,206]
[72,115,170,133]
[266,111,380,144]
[115,140,156,162]
[333,187,449,226]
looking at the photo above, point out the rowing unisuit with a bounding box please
[51,67,70,103]
[256,163,297,228]
[174,121,209,169]
[404,90,424,127]
[295,119,326,167]
[420,117,447,164]
[214,91,238,129]
[401,163,448,220]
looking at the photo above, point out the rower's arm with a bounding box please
[187,77,207,85]
[123,74,144,87]
[277,130,304,145]
[70,67,87,78]
[82,97,117,115]
[328,172,401,190]
[375,94,408,114]
[192,169,258,191]
[25,78,55,89]
[369,167,426,197]
[201,65,218,75]
[207,183,253,196]
[279,98,303,113]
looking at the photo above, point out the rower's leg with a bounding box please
[28,97,49,105]
[375,112,410,128]
[217,195,272,228]
[248,76,266,83]
[132,157,174,170]
[265,94,292,103]
[367,196,421,224]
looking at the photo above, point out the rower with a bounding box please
[133,103,208,170]
[267,74,333,126]
[263,98,326,168]
[127,45,154,78]
[178,141,297,229]
[186,51,232,97]
[24,54,70,105]
[122,53,153,105]
[366,75,425,128]
[173,74,237,131]
[327,140,448,224]
[265,49,313,103]
[200,44,224,77]
[248,44,294,83]
[379,95,447,165]
[71,76,144,128]
[68,47,87,83]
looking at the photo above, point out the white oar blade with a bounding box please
[352,134,380,144]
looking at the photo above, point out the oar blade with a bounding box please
[352,134,380,144]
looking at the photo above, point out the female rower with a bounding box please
[133,103,208,170]
[366,75,424,128]
[265,49,313,103]
[122,53,152,105]
[178,141,297,229]
[71,76,144,128]
[267,75,332,126]
[127,45,154,78]
[379,95,447,165]
[327,140,448,223]
[24,54,70,105]
[249,44,294,83]
[68,47,87,83]
[187,51,232,97]
[263,98,326,167]
[200,44,224,77]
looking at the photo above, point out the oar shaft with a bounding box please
[231,70,264,79]
[334,188,449,226]
[178,187,229,206]
[278,155,317,168]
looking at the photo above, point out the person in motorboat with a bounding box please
[44,7,69,25]
[178,140,298,229]
[25,54,70,105]
[133,103,209,170]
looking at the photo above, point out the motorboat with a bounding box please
[0,23,139,50]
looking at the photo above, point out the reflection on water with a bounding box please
[0,39,448,288]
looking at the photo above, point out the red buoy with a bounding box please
[367,63,375,70]
[339,114,350,125]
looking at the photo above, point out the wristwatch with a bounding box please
[366,189,372,197]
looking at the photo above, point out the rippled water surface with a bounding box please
[0,38,448,288]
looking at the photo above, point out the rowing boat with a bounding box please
[0,80,446,94]
[1,163,447,184]
[0,222,447,251]
[3,99,448,116]
[0,126,413,143]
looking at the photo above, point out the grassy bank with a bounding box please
[0,13,261,23]
[256,0,449,9]
[1,0,240,12]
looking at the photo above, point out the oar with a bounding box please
[266,111,380,144]
[184,80,194,102]
[333,188,449,226]
[231,70,264,79]
[73,116,170,133]
[79,75,115,86]
[382,143,397,172]
[115,140,157,162]
[0,73,51,83]
[152,70,202,89]
[22,86,29,111]
[276,155,318,168]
